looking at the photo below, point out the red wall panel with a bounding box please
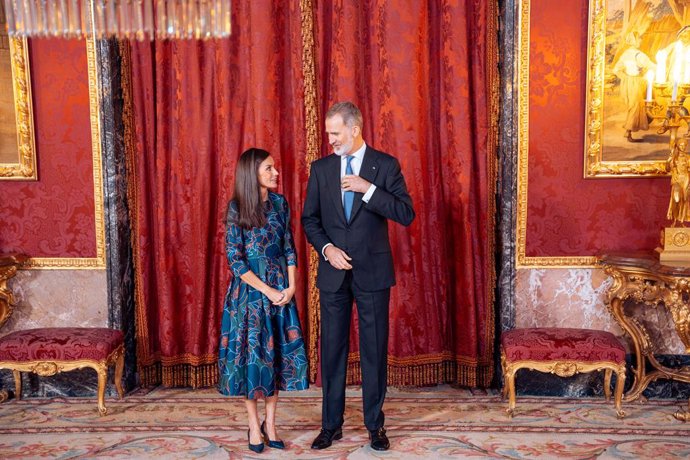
[0,39,96,258]
[526,0,669,257]
[0,3,673,261]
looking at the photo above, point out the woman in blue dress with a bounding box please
[218,148,308,453]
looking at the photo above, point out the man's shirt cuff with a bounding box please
[362,184,377,203]
[321,243,334,260]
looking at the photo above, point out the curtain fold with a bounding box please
[316,0,498,386]
[128,1,310,387]
[129,0,497,388]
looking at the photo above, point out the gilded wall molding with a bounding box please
[0,37,37,180]
[26,37,105,269]
[516,0,597,268]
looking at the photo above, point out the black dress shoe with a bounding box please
[261,420,285,449]
[247,428,264,453]
[310,427,343,449]
[369,427,390,451]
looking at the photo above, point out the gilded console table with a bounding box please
[599,252,690,407]
[0,253,28,402]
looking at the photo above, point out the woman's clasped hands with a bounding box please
[265,286,295,306]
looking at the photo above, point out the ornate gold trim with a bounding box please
[300,0,321,383]
[583,0,667,178]
[86,36,106,268]
[0,293,14,331]
[485,0,499,383]
[600,254,690,402]
[22,257,104,269]
[0,344,124,415]
[516,0,598,268]
[0,254,27,329]
[348,351,492,367]
[24,38,105,270]
[346,353,494,387]
[501,352,626,417]
[122,40,153,378]
[0,37,37,180]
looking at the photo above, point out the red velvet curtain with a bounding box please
[129,1,497,388]
[317,1,497,386]
[128,1,310,387]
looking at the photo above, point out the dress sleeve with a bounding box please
[282,197,298,267]
[226,201,250,277]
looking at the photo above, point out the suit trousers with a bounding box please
[319,270,390,432]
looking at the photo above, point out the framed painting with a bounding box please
[584,0,690,177]
[0,5,36,181]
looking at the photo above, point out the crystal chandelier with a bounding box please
[2,1,231,40]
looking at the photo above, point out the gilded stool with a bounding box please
[501,328,626,418]
[0,327,124,415]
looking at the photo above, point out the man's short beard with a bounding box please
[334,140,353,156]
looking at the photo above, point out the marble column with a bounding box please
[497,0,518,332]
[496,0,519,381]
[96,38,137,392]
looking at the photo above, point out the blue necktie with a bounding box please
[344,155,354,221]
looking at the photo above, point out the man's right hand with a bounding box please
[324,245,353,270]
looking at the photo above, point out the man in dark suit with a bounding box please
[302,102,415,451]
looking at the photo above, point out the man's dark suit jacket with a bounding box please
[302,146,415,293]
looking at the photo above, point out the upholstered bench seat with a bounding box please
[0,328,125,415]
[501,328,626,418]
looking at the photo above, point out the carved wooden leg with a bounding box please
[114,353,124,399]
[500,352,508,400]
[95,365,108,416]
[604,369,612,402]
[614,371,626,418]
[13,370,21,400]
[505,367,517,417]
[673,398,690,421]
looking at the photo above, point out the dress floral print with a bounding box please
[218,192,308,398]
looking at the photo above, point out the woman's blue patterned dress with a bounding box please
[218,192,309,399]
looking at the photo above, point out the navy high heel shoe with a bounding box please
[261,421,285,449]
[248,428,265,453]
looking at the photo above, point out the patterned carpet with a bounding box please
[1,385,690,459]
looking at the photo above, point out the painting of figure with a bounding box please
[601,0,690,162]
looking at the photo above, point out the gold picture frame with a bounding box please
[517,0,597,267]
[24,37,105,269]
[1,1,103,267]
[0,35,37,181]
[583,0,685,178]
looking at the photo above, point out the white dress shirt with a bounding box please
[322,142,377,259]
[340,142,377,203]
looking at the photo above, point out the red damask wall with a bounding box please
[0,3,669,260]
[0,39,96,258]
[527,0,668,257]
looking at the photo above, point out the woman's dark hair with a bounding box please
[233,148,270,229]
